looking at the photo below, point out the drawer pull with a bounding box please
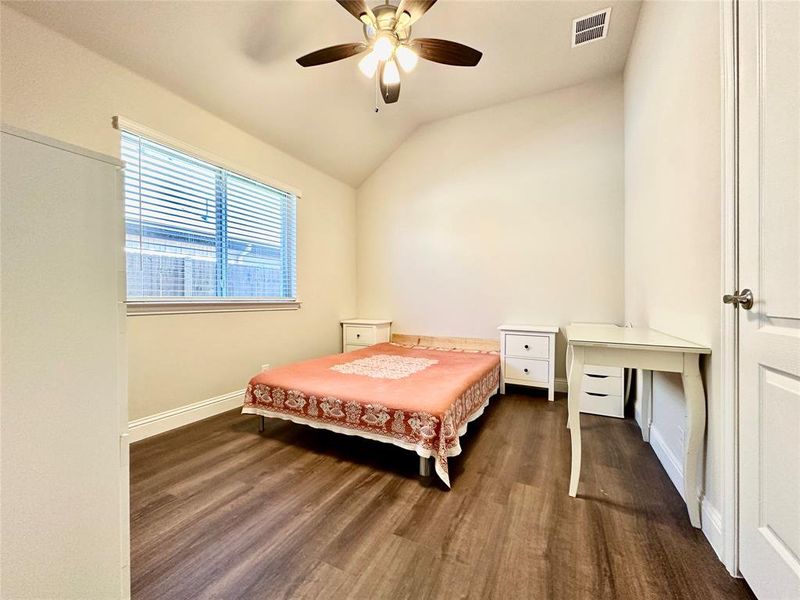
[586,374,608,379]
[586,392,608,397]
[524,344,530,350]
[523,368,529,373]
[356,333,361,338]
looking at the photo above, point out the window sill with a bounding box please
[126,299,302,316]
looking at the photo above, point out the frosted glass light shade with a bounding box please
[358,51,380,78]
[382,59,401,85]
[396,46,418,72]
[373,35,395,61]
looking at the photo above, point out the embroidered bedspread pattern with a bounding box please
[242,343,500,486]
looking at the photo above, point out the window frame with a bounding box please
[114,117,301,315]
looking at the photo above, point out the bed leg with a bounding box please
[258,415,265,432]
[419,456,432,477]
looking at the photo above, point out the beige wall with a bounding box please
[0,6,357,420]
[356,76,625,382]
[624,0,723,546]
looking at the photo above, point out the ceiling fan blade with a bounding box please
[296,42,367,67]
[378,64,401,104]
[410,38,483,67]
[336,0,375,24]
[395,0,437,27]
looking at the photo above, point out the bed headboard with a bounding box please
[391,333,500,352]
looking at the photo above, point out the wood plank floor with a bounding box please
[131,391,754,600]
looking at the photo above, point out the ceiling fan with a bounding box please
[296,0,482,105]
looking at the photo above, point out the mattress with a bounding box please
[242,342,500,486]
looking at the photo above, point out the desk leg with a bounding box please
[681,353,706,528]
[566,344,574,429]
[638,369,653,443]
[568,345,585,497]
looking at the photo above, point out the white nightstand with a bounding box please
[340,319,392,353]
[498,324,559,400]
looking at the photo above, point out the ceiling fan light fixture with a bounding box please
[358,51,380,78]
[297,1,483,107]
[395,45,418,72]
[382,59,401,85]
[372,34,396,61]
[396,10,412,28]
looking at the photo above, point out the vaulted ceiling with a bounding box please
[10,0,641,186]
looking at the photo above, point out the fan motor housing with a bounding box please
[363,4,411,41]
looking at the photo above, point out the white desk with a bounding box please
[564,325,711,528]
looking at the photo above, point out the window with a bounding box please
[121,131,296,303]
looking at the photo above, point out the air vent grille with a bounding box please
[572,8,611,47]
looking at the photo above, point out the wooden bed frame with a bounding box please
[390,333,500,353]
[257,333,500,477]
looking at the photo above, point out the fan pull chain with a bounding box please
[374,72,380,113]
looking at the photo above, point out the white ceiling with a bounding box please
[10,0,641,186]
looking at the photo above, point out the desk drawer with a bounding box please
[580,391,624,418]
[505,357,549,383]
[584,364,623,377]
[345,326,375,346]
[505,334,549,360]
[582,373,624,396]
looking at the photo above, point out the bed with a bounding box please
[241,335,500,486]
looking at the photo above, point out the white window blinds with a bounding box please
[121,131,296,300]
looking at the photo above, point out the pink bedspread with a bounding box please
[242,342,500,486]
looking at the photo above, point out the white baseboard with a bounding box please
[649,424,685,499]
[649,424,724,558]
[128,389,245,443]
[701,497,724,560]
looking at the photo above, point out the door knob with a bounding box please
[723,288,753,310]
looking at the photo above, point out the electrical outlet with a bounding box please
[261,363,270,371]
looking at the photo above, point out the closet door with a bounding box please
[737,2,800,598]
[0,127,129,599]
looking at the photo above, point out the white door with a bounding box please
[737,1,800,598]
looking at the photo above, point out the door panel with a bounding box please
[738,1,800,597]
[760,368,800,562]
[761,0,799,320]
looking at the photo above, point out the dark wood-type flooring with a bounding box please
[131,391,754,600]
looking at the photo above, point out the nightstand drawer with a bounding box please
[504,357,549,383]
[505,334,549,360]
[582,373,623,395]
[345,326,375,346]
[580,391,624,418]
